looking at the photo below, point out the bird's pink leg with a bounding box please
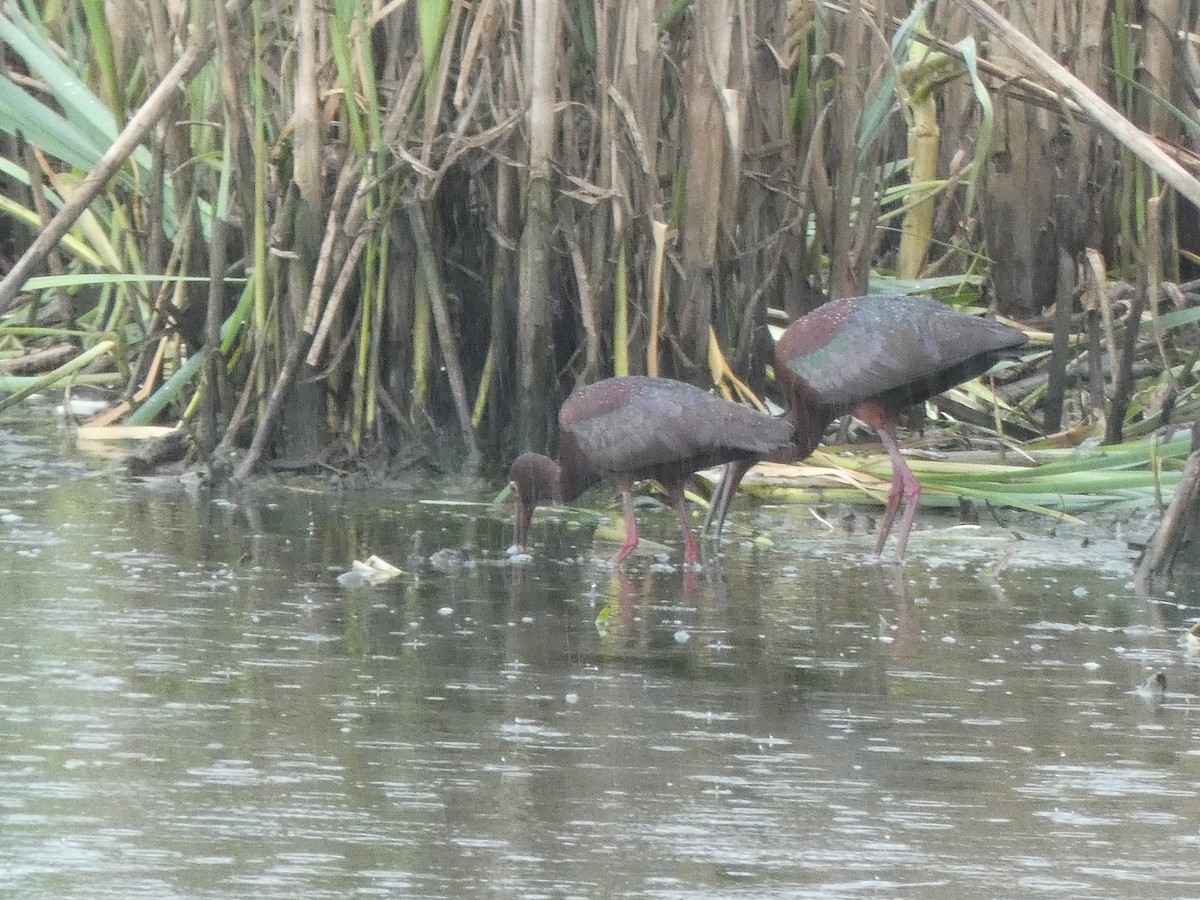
[875,424,921,557]
[668,485,702,567]
[610,481,641,565]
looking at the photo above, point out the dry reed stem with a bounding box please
[565,223,600,382]
[293,0,322,208]
[515,0,560,447]
[305,160,372,363]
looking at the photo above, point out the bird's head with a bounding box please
[508,452,560,550]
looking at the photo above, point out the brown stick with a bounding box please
[1106,270,1147,444]
[0,343,77,375]
[0,0,251,313]
[1136,423,1200,583]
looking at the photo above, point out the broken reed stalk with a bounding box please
[1136,422,1200,583]
[1043,248,1074,431]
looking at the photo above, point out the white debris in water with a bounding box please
[337,555,404,587]
[1082,661,1101,670]
[0,512,22,523]
[941,635,957,645]
[437,607,453,617]
[521,616,534,624]
[1072,586,1089,598]
[564,693,579,705]
[649,562,674,574]
[781,567,798,578]
[56,398,110,416]
[674,629,690,644]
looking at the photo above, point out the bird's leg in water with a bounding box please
[875,424,922,557]
[610,482,641,565]
[701,460,750,541]
[699,464,731,535]
[668,486,702,567]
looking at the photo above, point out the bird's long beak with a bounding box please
[511,481,532,550]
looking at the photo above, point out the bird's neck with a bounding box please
[530,454,566,503]
[787,395,832,461]
[556,441,600,502]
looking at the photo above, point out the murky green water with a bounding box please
[2,416,1199,898]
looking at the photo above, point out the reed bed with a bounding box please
[0,1,1198,573]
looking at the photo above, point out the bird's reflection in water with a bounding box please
[594,570,638,643]
[873,564,918,659]
[588,565,712,659]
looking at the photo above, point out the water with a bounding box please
[2,417,1199,898]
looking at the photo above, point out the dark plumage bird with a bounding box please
[509,376,794,566]
[706,294,1027,557]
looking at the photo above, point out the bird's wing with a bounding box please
[784,298,1024,408]
[563,378,790,476]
